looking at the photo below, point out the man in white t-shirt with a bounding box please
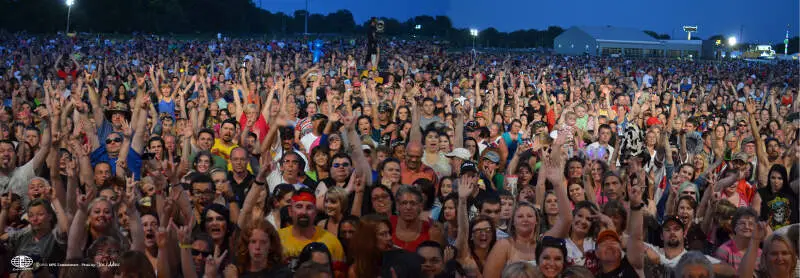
[300,114,327,153]
[643,215,734,277]
[585,124,615,163]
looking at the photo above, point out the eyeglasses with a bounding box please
[472,227,492,234]
[106,137,123,144]
[191,249,212,257]
[332,162,351,168]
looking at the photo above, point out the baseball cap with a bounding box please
[732,152,749,163]
[445,148,472,160]
[646,117,662,127]
[378,102,393,113]
[596,230,622,245]
[465,121,479,131]
[482,151,500,164]
[311,113,328,121]
[460,161,478,175]
[742,137,755,145]
[662,215,686,230]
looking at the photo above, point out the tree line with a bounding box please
[0,0,566,48]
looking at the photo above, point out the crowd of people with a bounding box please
[0,32,798,278]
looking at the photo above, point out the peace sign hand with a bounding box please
[204,246,228,278]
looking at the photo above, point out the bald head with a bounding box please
[230,147,248,173]
[406,142,423,170]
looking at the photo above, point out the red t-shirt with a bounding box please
[239,113,269,143]
[390,215,431,253]
[57,69,78,80]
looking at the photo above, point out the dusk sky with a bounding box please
[256,0,798,44]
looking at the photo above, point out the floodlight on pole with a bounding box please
[470,28,478,53]
[728,36,737,46]
[682,26,697,40]
[65,0,74,34]
[415,24,422,30]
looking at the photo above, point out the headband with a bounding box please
[292,191,316,204]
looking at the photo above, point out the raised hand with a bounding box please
[76,187,97,212]
[744,99,756,114]
[204,246,228,278]
[458,173,476,199]
[629,181,643,207]
[156,221,170,249]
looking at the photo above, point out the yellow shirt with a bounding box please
[211,138,236,161]
[211,138,253,173]
[278,226,345,262]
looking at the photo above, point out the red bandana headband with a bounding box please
[292,191,316,204]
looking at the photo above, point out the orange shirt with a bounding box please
[400,162,438,186]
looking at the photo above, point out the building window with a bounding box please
[668,50,681,57]
[686,50,698,57]
[624,48,642,57]
[601,48,621,56]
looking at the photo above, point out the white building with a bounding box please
[554,26,703,58]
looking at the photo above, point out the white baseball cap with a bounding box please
[445,148,472,160]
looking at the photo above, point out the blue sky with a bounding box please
[256,0,798,43]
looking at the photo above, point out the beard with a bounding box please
[296,216,311,227]
[666,239,681,248]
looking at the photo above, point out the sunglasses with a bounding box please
[105,137,123,144]
[332,162,351,168]
[191,249,211,257]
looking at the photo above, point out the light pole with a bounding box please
[470,28,478,52]
[727,36,737,59]
[66,0,74,34]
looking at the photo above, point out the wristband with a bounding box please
[179,243,193,249]
[630,203,645,211]
[254,180,266,186]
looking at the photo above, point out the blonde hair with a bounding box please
[761,234,798,276]
[501,261,542,278]
[245,103,258,114]
[325,187,349,215]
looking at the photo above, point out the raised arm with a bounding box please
[131,98,148,154]
[542,132,572,238]
[409,99,422,143]
[343,113,373,186]
[172,217,198,278]
[745,99,771,187]
[27,114,52,171]
[349,172,365,217]
[455,172,476,260]
[66,187,95,259]
[627,175,645,271]
[737,222,767,278]
[125,175,146,252]
[86,76,106,125]
[238,165,268,230]
[116,119,133,177]
[454,105,465,148]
